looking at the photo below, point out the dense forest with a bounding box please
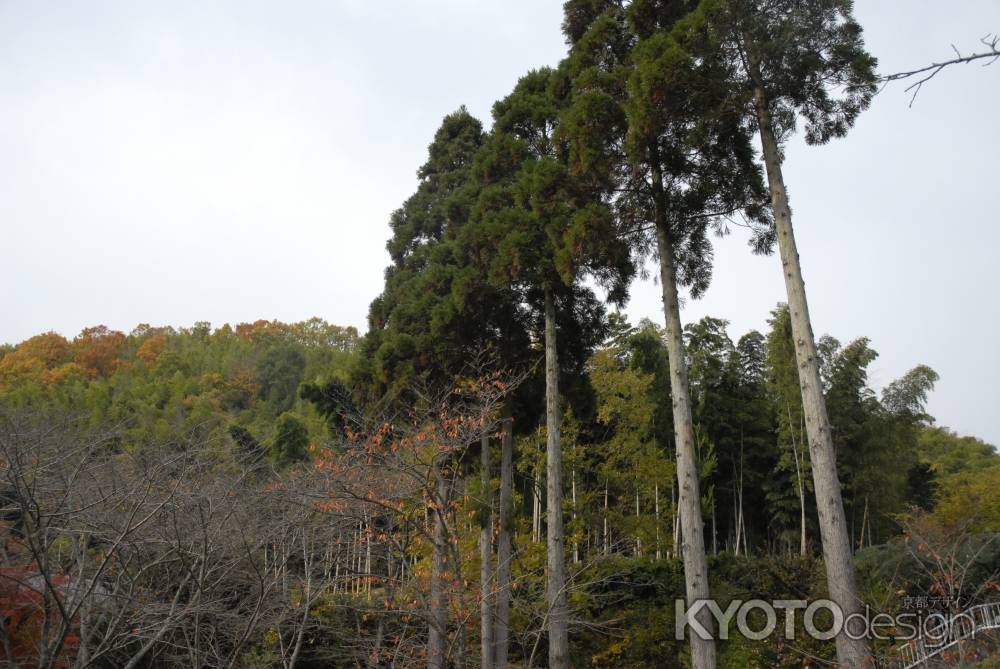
[2,0,998,668]
[1,312,996,668]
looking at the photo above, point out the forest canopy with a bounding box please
[0,309,995,667]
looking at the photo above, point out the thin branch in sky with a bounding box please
[880,33,1000,106]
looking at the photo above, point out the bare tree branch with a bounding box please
[880,33,1000,106]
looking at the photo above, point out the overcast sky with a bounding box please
[2,1,997,445]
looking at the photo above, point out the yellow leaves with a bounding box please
[0,353,45,389]
[0,332,77,390]
[40,362,91,386]
[15,332,70,366]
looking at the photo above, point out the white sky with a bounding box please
[2,1,997,445]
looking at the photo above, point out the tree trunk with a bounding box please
[655,483,662,560]
[571,464,579,564]
[651,148,716,669]
[603,481,610,555]
[544,286,570,669]
[788,403,808,558]
[711,499,717,556]
[365,514,373,599]
[747,52,871,668]
[532,478,541,544]
[858,496,869,551]
[286,532,312,669]
[671,482,680,559]
[737,435,746,557]
[428,468,449,669]
[495,417,513,668]
[799,475,807,558]
[479,433,494,669]
[635,488,642,557]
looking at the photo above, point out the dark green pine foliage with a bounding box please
[703,0,878,146]
[299,378,356,437]
[354,108,533,404]
[471,68,633,313]
[270,412,309,466]
[560,0,774,295]
[465,68,633,410]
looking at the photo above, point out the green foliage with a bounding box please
[572,557,687,667]
[705,0,879,145]
[473,66,633,304]
[856,513,1000,612]
[589,339,674,554]
[229,424,263,460]
[271,412,310,466]
[560,0,773,301]
[257,345,306,413]
[935,464,1000,533]
[765,304,814,548]
[300,378,356,437]
[356,107,536,407]
[919,426,999,477]
[0,319,357,454]
[882,365,939,421]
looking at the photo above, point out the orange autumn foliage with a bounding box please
[73,326,126,377]
[136,335,168,363]
[0,332,72,388]
[14,332,70,367]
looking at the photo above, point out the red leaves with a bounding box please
[0,563,79,667]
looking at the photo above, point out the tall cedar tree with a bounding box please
[355,109,533,669]
[560,3,771,666]
[358,109,530,402]
[701,1,878,664]
[469,68,633,669]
